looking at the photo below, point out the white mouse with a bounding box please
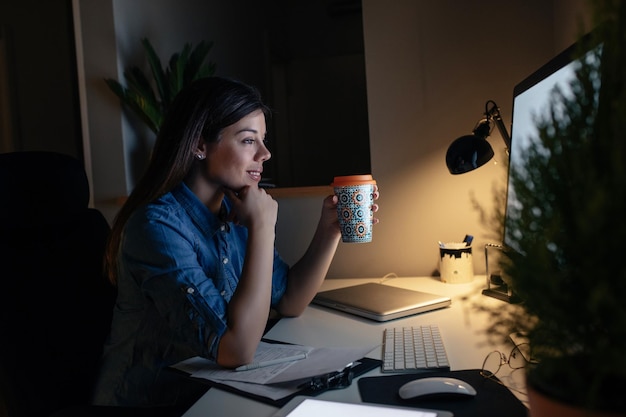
[398,377,477,400]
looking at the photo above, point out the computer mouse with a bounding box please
[398,377,477,400]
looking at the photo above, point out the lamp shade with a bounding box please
[445,134,495,174]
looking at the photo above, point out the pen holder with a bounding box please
[439,244,474,284]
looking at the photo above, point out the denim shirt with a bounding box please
[92,183,289,407]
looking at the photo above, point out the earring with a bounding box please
[195,153,206,160]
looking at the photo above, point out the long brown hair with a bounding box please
[104,77,270,284]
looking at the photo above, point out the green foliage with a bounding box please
[105,38,216,134]
[486,0,626,411]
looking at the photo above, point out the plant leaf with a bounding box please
[124,89,162,134]
[168,43,192,105]
[104,78,127,101]
[103,38,216,135]
[142,38,168,106]
[186,40,215,83]
[124,67,158,106]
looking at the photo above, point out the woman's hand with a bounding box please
[223,186,278,232]
[371,184,380,223]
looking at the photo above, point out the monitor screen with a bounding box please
[504,35,601,250]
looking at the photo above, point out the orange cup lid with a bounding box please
[331,174,376,186]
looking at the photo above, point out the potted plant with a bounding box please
[105,38,216,134]
[485,1,626,415]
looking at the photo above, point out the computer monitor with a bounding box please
[484,34,601,302]
[503,34,602,252]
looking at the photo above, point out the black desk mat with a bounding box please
[358,369,528,417]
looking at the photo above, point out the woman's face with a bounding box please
[204,109,271,191]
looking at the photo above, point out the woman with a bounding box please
[92,77,379,408]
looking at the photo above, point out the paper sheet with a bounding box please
[173,342,376,385]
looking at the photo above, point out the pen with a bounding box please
[235,353,307,372]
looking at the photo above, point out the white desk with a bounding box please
[182,276,527,417]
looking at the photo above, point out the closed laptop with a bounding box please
[312,283,451,322]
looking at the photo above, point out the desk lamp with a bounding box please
[446,100,518,303]
[445,100,511,175]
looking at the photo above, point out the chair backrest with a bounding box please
[0,151,116,417]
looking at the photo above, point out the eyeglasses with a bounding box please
[298,363,354,392]
[480,343,538,395]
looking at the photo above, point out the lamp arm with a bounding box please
[485,100,512,150]
[492,111,512,149]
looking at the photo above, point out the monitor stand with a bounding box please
[482,275,521,303]
[483,243,521,303]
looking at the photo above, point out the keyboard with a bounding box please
[381,325,450,373]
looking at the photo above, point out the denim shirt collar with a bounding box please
[170,182,231,236]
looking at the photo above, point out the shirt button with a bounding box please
[220,225,226,231]
[221,290,226,297]
[222,258,229,264]
[187,287,195,294]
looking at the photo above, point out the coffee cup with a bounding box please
[332,175,376,243]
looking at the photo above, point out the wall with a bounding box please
[264,1,370,187]
[74,0,269,220]
[0,0,81,156]
[274,0,591,278]
[76,0,591,279]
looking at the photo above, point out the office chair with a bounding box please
[0,151,195,417]
[0,151,116,417]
